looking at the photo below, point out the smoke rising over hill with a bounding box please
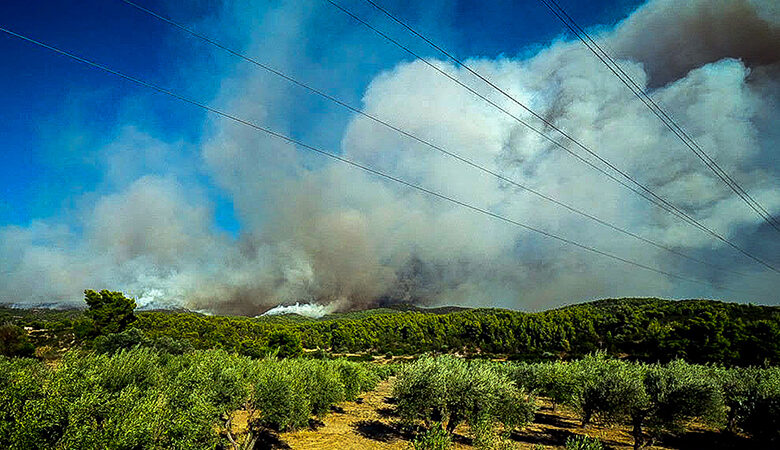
[1,0,778,314]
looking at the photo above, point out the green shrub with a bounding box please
[150,335,193,355]
[304,361,346,417]
[565,434,604,450]
[412,422,452,450]
[252,360,311,431]
[642,360,725,433]
[471,415,516,449]
[371,363,399,380]
[394,355,449,425]
[92,328,146,354]
[93,328,193,355]
[0,324,35,358]
[0,348,389,447]
[333,360,380,401]
[266,330,303,359]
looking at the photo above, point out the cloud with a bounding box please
[1,0,778,313]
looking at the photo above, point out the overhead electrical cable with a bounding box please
[329,0,780,274]
[0,25,753,294]
[116,1,753,278]
[538,0,780,233]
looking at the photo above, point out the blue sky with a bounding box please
[0,0,643,233]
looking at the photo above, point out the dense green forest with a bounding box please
[3,296,778,366]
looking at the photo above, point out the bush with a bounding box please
[471,415,516,450]
[251,360,310,431]
[333,360,379,401]
[371,363,399,380]
[642,360,724,433]
[92,328,146,354]
[93,328,193,355]
[565,435,604,450]
[393,355,449,425]
[412,422,452,450]
[151,335,193,355]
[249,358,379,431]
[266,330,303,359]
[0,324,34,358]
[239,338,266,359]
[304,361,346,417]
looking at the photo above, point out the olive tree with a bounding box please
[572,355,645,427]
[393,355,536,440]
[570,356,724,449]
[718,366,780,443]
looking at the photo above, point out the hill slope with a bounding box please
[3,298,778,365]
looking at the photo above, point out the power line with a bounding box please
[115,2,754,278]
[329,0,780,274]
[0,25,753,296]
[538,0,780,234]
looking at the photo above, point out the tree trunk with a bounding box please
[446,414,460,433]
[581,410,592,427]
[632,415,644,450]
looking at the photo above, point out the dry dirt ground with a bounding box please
[243,378,752,449]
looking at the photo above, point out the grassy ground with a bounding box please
[238,377,754,449]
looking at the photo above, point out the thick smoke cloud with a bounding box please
[1,0,778,314]
[607,0,780,86]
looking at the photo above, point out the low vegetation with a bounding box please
[385,354,780,448]
[0,348,389,449]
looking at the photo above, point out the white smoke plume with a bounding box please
[262,302,334,319]
[1,0,778,314]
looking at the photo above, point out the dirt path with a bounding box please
[277,377,419,449]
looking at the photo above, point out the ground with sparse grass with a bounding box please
[237,378,752,449]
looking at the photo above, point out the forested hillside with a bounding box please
[3,297,779,366]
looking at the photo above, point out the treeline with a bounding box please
[134,298,780,365]
[395,354,780,449]
[0,348,391,449]
[3,296,780,366]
